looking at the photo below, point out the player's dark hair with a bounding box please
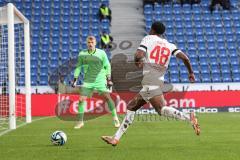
[151,21,165,35]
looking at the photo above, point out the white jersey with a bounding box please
[138,35,181,84]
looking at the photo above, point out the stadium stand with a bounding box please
[0,0,239,85]
[144,0,240,83]
[0,0,110,86]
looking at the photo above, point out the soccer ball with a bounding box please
[51,131,67,146]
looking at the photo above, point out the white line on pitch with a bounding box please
[0,116,54,137]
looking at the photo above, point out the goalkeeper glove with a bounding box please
[106,76,113,90]
[71,78,77,88]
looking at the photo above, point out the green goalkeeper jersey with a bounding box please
[74,48,111,86]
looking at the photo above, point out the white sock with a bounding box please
[114,110,135,141]
[161,106,190,121]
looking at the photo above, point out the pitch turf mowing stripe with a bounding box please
[0,113,240,160]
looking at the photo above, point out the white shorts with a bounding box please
[139,82,173,102]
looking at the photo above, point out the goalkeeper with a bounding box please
[72,36,120,129]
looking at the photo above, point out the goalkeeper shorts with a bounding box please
[79,84,109,97]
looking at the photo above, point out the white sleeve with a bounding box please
[169,43,182,56]
[138,36,149,53]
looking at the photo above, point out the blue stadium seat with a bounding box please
[31,75,38,86]
[31,67,38,76]
[101,19,110,30]
[212,73,221,82]
[231,65,240,73]
[190,58,198,66]
[169,66,178,74]
[227,42,236,50]
[164,72,170,82]
[194,72,201,83]
[200,65,209,73]
[40,59,48,68]
[144,6,152,15]
[39,67,48,75]
[188,41,195,48]
[199,57,208,65]
[194,20,202,28]
[233,73,240,82]
[230,57,239,65]
[192,4,201,11]
[39,76,49,85]
[145,14,152,22]
[192,64,199,71]
[221,64,231,73]
[222,73,232,82]
[31,59,38,68]
[201,73,211,82]
[172,3,180,9]
[170,73,180,83]
[174,14,182,22]
[219,52,228,60]
[180,73,189,83]
[24,0,240,85]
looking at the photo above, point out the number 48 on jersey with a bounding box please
[149,46,171,66]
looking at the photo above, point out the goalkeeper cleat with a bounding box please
[101,136,119,146]
[74,121,84,129]
[190,112,200,136]
[113,119,120,128]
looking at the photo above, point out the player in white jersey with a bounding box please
[101,21,200,146]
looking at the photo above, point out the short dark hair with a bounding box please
[151,21,165,35]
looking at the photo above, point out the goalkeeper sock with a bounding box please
[78,101,86,122]
[161,106,190,121]
[114,110,135,141]
[107,99,118,119]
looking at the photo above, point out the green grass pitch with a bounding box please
[0,113,240,160]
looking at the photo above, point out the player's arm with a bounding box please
[176,52,195,83]
[103,52,111,77]
[72,54,82,87]
[102,52,113,89]
[135,36,148,68]
[134,49,146,68]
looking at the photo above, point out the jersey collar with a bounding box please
[88,49,96,55]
